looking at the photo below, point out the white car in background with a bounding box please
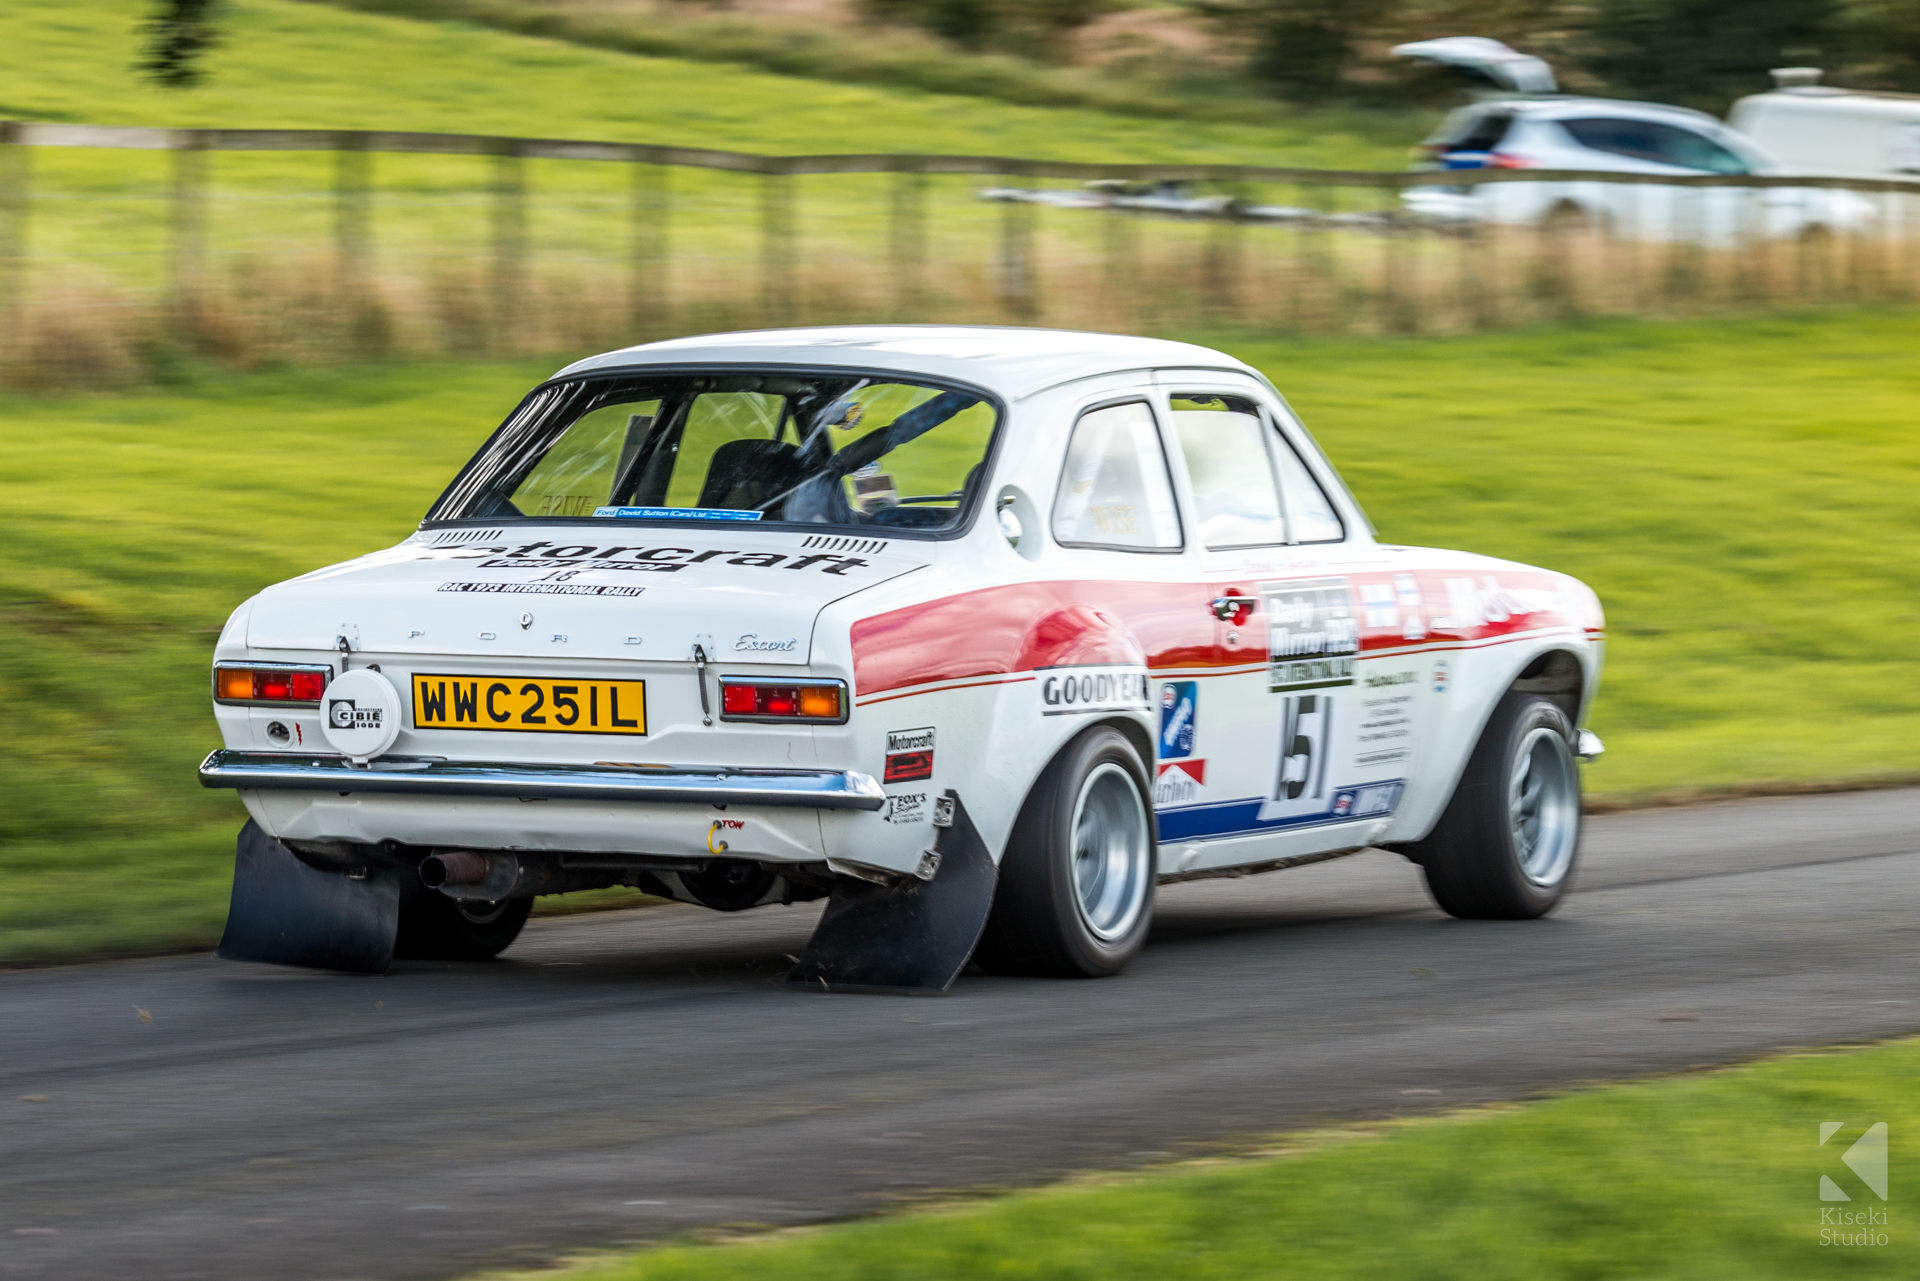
[1393,38,1877,243]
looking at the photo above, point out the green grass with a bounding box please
[3,0,1417,163]
[489,1037,1919,1280]
[1225,311,1920,803]
[4,310,1918,963]
[313,0,1375,127]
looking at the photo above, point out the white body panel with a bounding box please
[210,327,1606,887]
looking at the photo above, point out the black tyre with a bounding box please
[973,726,1156,978]
[394,886,531,960]
[1411,691,1581,920]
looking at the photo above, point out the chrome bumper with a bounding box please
[198,750,887,811]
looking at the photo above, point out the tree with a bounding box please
[1582,0,1844,110]
[139,0,223,89]
[1194,0,1399,101]
[1840,0,1920,89]
[861,0,1121,60]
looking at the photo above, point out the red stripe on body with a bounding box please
[850,568,1585,699]
[850,581,1219,699]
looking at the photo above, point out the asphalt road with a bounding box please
[6,788,1919,1281]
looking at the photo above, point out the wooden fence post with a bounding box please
[998,169,1037,323]
[0,124,28,356]
[890,160,926,321]
[491,141,527,352]
[761,165,796,327]
[172,129,208,328]
[1204,213,1242,326]
[333,132,371,307]
[1101,185,1135,329]
[629,159,670,338]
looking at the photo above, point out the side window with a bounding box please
[1169,395,1285,549]
[1052,400,1181,551]
[1273,433,1344,544]
[1560,117,1749,175]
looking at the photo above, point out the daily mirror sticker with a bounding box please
[1263,576,1359,692]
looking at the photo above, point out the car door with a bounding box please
[1044,392,1218,785]
[1153,376,1422,876]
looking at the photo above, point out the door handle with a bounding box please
[1210,594,1258,622]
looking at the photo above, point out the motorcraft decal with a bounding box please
[884,727,935,783]
[1263,577,1359,692]
[1040,666,1151,716]
[438,582,646,597]
[425,544,878,575]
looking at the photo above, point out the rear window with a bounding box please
[1429,108,1513,153]
[1558,117,1750,174]
[429,371,1000,533]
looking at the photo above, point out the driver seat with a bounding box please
[696,439,803,512]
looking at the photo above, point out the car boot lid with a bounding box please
[246,528,928,663]
[1391,37,1558,95]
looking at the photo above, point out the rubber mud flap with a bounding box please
[217,820,402,974]
[787,792,997,995]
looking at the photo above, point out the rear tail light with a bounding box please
[214,663,331,706]
[718,679,848,724]
[1488,151,1535,169]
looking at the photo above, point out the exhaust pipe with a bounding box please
[420,850,489,888]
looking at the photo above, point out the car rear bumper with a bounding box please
[198,749,887,810]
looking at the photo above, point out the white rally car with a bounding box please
[202,327,1605,990]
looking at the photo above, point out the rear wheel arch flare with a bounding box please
[973,722,1157,977]
[994,714,1157,870]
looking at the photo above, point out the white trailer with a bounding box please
[1730,68,1920,180]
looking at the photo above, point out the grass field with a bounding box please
[4,0,1418,162]
[312,0,1345,125]
[3,310,1918,962]
[478,1036,1916,1280]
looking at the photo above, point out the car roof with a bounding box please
[1492,95,1728,130]
[553,326,1258,401]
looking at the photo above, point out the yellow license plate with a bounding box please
[412,674,647,736]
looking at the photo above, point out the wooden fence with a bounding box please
[4,120,1919,379]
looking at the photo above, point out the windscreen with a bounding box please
[429,371,1000,532]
